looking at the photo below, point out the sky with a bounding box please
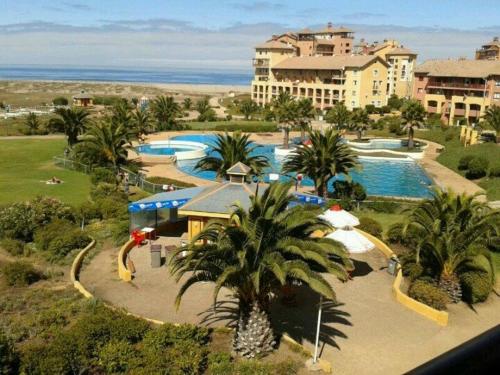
[1,0,499,72]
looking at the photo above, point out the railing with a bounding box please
[427,81,488,90]
[54,157,186,193]
[252,59,269,67]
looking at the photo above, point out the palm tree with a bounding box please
[403,190,498,302]
[401,100,425,149]
[283,128,359,198]
[483,105,500,134]
[183,97,192,111]
[79,120,131,168]
[196,97,216,122]
[295,98,315,142]
[325,102,350,130]
[110,100,132,128]
[151,96,182,130]
[194,132,269,180]
[25,112,41,134]
[49,107,90,146]
[272,92,296,149]
[350,108,369,140]
[170,182,352,357]
[132,108,152,140]
[239,99,258,120]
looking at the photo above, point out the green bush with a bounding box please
[46,229,91,261]
[142,323,210,353]
[0,238,25,256]
[489,166,500,177]
[364,200,400,213]
[2,261,42,286]
[358,217,383,238]
[111,220,131,246]
[387,95,403,110]
[207,352,233,375]
[95,197,128,220]
[365,104,376,114]
[52,96,69,106]
[460,271,493,304]
[98,339,137,374]
[90,182,127,201]
[167,341,208,375]
[458,155,475,170]
[408,279,449,310]
[379,105,391,114]
[34,219,75,251]
[465,157,489,179]
[0,329,19,374]
[90,167,116,185]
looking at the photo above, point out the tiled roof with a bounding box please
[227,162,251,175]
[272,55,386,70]
[415,59,500,78]
[386,47,417,56]
[255,40,295,50]
[73,91,93,99]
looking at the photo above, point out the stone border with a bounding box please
[70,238,97,299]
[71,241,333,373]
[357,229,449,326]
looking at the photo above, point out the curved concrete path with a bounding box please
[80,244,499,374]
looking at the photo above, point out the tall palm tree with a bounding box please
[25,112,41,134]
[403,190,498,302]
[132,108,152,140]
[483,105,500,134]
[283,128,359,198]
[401,100,425,148]
[110,100,132,128]
[325,102,350,130]
[79,120,131,168]
[151,96,182,130]
[170,182,352,357]
[295,98,315,142]
[49,107,90,146]
[239,98,258,120]
[350,108,369,140]
[194,132,269,180]
[272,92,296,149]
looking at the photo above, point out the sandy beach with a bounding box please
[0,80,250,107]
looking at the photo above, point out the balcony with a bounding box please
[469,109,481,117]
[253,59,270,68]
[427,80,488,91]
[427,106,437,113]
[454,108,466,116]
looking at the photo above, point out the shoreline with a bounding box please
[0,79,250,95]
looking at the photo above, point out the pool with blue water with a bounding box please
[172,134,433,198]
[136,144,193,156]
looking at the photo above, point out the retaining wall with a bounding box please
[118,239,135,282]
[69,239,97,299]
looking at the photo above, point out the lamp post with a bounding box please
[313,295,323,364]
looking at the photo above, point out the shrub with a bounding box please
[0,329,19,374]
[2,261,42,286]
[444,132,454,142]
[380,105,391,114]
[358,217,383,238]
[389,121,402,134]
[458,155,475,170]
[90,182,127,201]
[34,219,76,251]
[207,352,233,375]
[408,279,449,310]
[385,222,419,248]
[46,229,91,261]
[0,238,25,256]
[167,341,208,375]
[142,323,210,353]
[460,271,493,304]
[387,94,403,110]
[95,197,128,220]
[365,104,376,114]
[90,167,116,185]
[214,124,278,132]
[52,96,69,106]
[465,157,489,179]
[98,339,136,374]
[489,166,500,178]
[111,220,131,246]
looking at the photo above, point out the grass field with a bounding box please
[0,139,91,206]
[0,115,55,136]
[184,120,277,131]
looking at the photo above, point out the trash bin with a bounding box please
[150,244,162,268]
[387,256,399,276]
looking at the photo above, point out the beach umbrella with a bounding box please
[326,228,375,253]
[319,204,360,229]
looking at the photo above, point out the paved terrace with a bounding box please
[80,239,499,375]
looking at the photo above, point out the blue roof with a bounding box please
[128,186,206,213]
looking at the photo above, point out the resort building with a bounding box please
[72,91,93,107]
[251,25,417,110]
[475,37,500,60]
[412,59,500,125]
[363,40,417,98]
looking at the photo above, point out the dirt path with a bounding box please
[80,244,500,374]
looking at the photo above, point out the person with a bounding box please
[295,173,303,191]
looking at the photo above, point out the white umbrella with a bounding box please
[326,228,375,254]
[319,205,360,229]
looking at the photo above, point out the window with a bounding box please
[352,91,357,96]
[418,88,423,94]
[373,69,379,77]
[353,80,357,86]
[496,81,500,87]
[351,101,355,107]
[494,93,500,99]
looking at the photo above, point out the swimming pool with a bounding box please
[136,140,208,160]
[348,139,404,149]
[172,134,433,198]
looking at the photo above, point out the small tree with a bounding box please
[401,100,426,149]
[325,102,350,129]
[483,105,500,135]
[387,94,403,110]
[25,112,41,134]
[272,92,296,149]
[239,99,258,120]
[295,98,315,141]
[196,98,216,122]
[52,96,69,106]
[183,97,192,111]
[350,108,369,140]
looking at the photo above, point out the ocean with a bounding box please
[0,66,253,86]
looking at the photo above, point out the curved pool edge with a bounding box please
[137,140,208,160]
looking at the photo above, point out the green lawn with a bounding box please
[0,139,91,206]
[184,120,277,131]
[354,210,405,233]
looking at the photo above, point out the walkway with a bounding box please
[80,243,500,374]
